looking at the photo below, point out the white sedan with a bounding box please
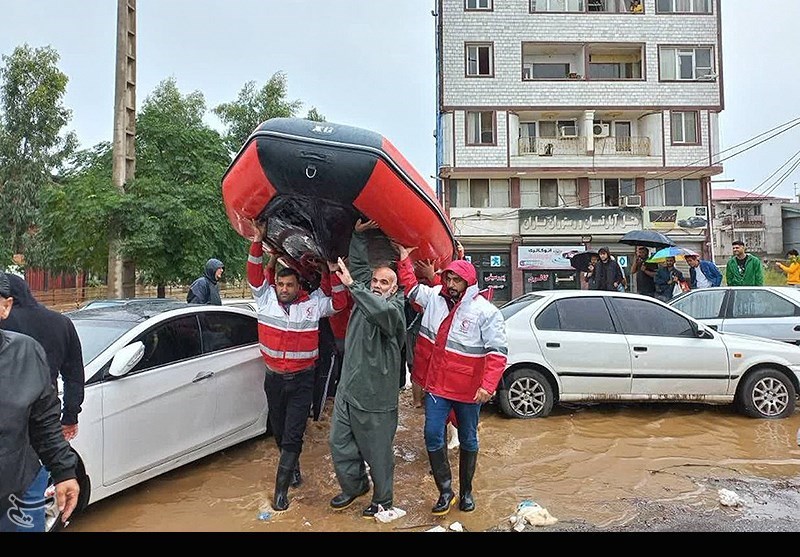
[56,300,268,527]
[496,291,800,420]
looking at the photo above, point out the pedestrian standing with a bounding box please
[187,258,224,305]
[685,255,722,289]
[0,274,84,441]
[775,250,800,287]
[0,271,80,532]
[631,246,658,297]
[328,220,406,517]
[725,241,764,286]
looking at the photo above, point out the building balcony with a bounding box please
[518,136,651,157]
[717,215,765,230]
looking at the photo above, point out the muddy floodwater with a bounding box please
[68,389,800,532]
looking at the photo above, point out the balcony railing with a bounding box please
[594,136,651,156]
[518,136,651,157]
[519,137,584,156]
[721,215,764,228]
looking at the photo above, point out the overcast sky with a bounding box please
[1,1,798,199]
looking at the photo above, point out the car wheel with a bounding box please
[738,368,796,419]
[46,451,90,532]
[497,368,554,419]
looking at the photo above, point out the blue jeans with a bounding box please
[423,393,481,452]
[0,465,50,532]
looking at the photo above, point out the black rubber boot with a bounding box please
[273,451,298,511]
[290,458,302,488]
[458,449,478,512]
[428,448,456,515]
[330,482,370,510]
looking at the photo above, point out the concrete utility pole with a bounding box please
[108,0,137,298]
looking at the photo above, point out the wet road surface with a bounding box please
[68,389,800,532]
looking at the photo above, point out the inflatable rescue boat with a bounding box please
[221,118,456,279]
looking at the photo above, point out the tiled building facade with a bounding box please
[435,0,724,300]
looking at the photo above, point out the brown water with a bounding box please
[68,390,800,532]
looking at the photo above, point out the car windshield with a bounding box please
[70,319,136,365]
[500,294,543,319]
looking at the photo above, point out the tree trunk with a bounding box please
[157,283,165,298]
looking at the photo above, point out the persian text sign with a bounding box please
[519,208,642,236]
[518,246,585,270]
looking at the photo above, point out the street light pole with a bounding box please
[108,0,137,298]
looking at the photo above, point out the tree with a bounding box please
[306,107,326,122]
[39,78,248,295]
[213,71,303,154]
[0,44,76,260]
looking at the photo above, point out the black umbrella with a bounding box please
[569,251,599,273]
[619,230,676,249]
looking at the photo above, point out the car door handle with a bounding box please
[546,342,561,349]
[192,371,215,383]
[633,347,648,352]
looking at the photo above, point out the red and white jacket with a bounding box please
[248,242,347,373]
[397,258,508,404]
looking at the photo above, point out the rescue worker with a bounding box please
[328,219,406,518]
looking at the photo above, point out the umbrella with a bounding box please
[619,230,676,249]
[647,246,699,263]
[569,251,599,273]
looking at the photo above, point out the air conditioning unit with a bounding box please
[559,125,578,138]
[621,195,642,208]
[593,123,610,138]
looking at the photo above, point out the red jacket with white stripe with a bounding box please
[248,242,347,373]
[397,258,508,404]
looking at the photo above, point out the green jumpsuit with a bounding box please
[329,230,406,507]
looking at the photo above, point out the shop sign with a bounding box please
[519,208,642,236]
[518,246,585,270]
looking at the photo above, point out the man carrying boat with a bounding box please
[248,223,347,511]
[328,219,406,518]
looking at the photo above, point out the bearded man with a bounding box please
[328,219,406,518]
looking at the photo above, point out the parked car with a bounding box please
[221,296,257,313]
[496,290,800,420]
[668,286,800,345]
[51,300,268,529]
[78,297,176,310]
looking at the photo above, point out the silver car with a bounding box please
[668,286,800,344]
[497,291,800,420]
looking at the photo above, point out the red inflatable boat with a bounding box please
[221,118,456,278]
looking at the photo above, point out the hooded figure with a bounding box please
[397,249,507,517]
[0,274,85,432]
[187,258,224,305]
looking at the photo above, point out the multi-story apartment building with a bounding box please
[435,0,724,301]
[712,188,788,261]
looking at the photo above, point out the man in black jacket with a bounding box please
[0,271,80,532]
[0,274,84,441]
[187,258,224,305]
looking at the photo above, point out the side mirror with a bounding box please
[108,341,145,377]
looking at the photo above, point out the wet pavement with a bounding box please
[67,389,800,532]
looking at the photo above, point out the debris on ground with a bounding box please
[509,500,558,531]
[718,488,743,507]
[425,525,448,532]
[374,505,407,523]
[449,521,464,532]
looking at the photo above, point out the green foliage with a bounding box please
[0,44,76,258]
[213,71,303,154]
[306,107,326,122]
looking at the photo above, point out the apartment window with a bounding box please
[466,0,492,10]
[466,44,493,77]
[645,179,702,206]
[530,0,585,12]
[450,179,509,208]
[589,179,635,208]
[539,120,577,138]
[520,179,539,208]
[587,0,629,12]
[588,61,641,80]
[656,0,711,14]
[541,179,579,207]
[660,47,714,80]
[466,111,495,145]
[671,111,699,144]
